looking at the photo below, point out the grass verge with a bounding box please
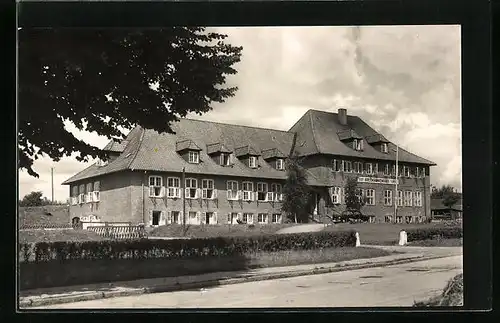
[408,238,463,247]
[19,229,109,244]
[246,247,396,268]
[414,273,463,307]
[149,223,297,238]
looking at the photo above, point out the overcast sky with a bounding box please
[18,25,461,201]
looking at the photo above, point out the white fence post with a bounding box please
[399,230,408,246]
[355,232,361,247]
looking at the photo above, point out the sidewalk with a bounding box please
[19,249,455,308]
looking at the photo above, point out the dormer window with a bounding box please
[353,139,364,151]
[249,156,257,168]
[381,143,388,153]
[220,153,232,166]
[188,151,199,164]
[276,158,284,170]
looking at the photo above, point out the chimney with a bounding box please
[338,108,347,125]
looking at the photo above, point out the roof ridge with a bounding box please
[181,117,292,134]
[127,126,146,170]
[308,110,320,153]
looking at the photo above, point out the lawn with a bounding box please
[414,273,463,307]
[149,223,297,238]
[323,222,462,245]
[19,205,71,229]
[407,238,463,247]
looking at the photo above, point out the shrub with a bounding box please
[19,230,356,263]
[406,226,462,241]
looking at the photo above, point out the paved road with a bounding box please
[35,255,462,308]
[276,224,326,234]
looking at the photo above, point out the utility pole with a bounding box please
[394,145,399,223]
[182,167,186,234]
[51,167,54,203]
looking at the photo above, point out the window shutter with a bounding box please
[226,189,231,200]
[166,211,172,224]
[201,212,206,225]
[185,188,190,198]
[160,211,166,225]
[227,212,232,224]
[179,211,184,224]
[148,211,153,226]
[266,191,273,202]
[196,212,201,225]
[238,190,243,200]
[196,188,202,199]
[213,189,218,199]
[160,186,165,198]
[213,212,218,224]
[250,191,255,201]
[248,214,254,224]
[237,212,242,221]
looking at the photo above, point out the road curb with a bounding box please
[19,254,456,308]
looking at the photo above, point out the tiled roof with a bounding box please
[431,198,463,212]
[337,129,363,141]
[234,145,260,157]
[103,140,129,153]
[175,139,202,152]
[261,148,287,160]
[289,109,436,165]
[206,142,232,155]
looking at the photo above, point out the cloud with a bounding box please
[18,25,462,200]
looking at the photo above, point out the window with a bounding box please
[353,162,363,174]
[242,213,253,224]
[365,189,375,205]
[421,167,426,177]
[226,181,239,200]
[249,156,257,168]
[414,191,423,207]
[381,143,388,153]
[405,216,413,224]
[329,187,342,204]
[167,177,181,198]
[188,151,200,164]
[384,190,393,206]
[415,167,420,178]
[189,211,198,225]
[202,179,216,199]
[385,216,392,223]
[332,159,341,172]
[369,216,376,223]
[257,183,268,201]
[397,190,403,207]
[403,166,410,177]
[185,178,198,199]
[353,139,363,151]
[392,165,397,176]
[220,153,231,166]
[204,212,215,225]
[276,158,284,170]
[404,191,413,206]
[242,182,254,201]
[92,181,100,202]
[373,163,379,175]
[149,176,164,198]
[257,213,268,224]
[384,164,390,176]
[227,212,238,224]
[272,213,282,223]
[396,216,403,224]
[271,183,283,201]
[365,163,373,175]
[151,211,161,226]
[85,183,93,202]
[171,211,180,224]
[343,161,352,173]
[71,186,78,205]
[355,188,365,203]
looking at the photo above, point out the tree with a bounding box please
[341,176,369,223]
[282,155,311,223]
[19,191,45,207]
[19,28,243,177]
[431,185,460,208]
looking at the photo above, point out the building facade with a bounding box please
[63,108,435,226]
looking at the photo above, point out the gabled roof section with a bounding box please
[62,126,145,185]
[234,145,260,158]
[103,140,129,153]
[261,148,287,160]
[206,142,232,155]
[337,129,363,141]
[127,118,294,179]
[290,109,436,166]
[365,133,390,144]
[175,139,202,152]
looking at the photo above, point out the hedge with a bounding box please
[19,230,356,263]
[19,223,74,230]
[406,226,462,241]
